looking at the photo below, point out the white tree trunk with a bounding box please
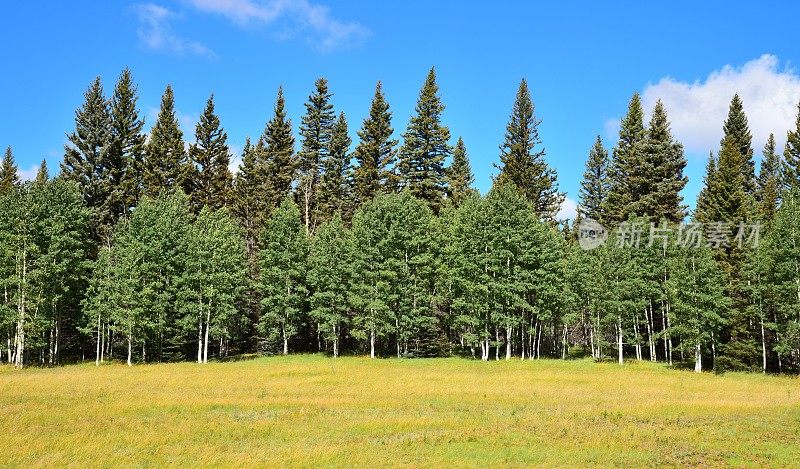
[505,326,512,360]
[694,342,702,373]
[617,314,623,365]
[761,318,767,374]
[370,328,375,359]
[127,334,133,367]
[203,307,211,364]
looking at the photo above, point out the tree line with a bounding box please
[2,68,800,373]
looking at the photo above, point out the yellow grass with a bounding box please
[1,355,799,467]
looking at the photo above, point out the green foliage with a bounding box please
[721,94,756,194]
[495,79,563,221]
[109,68,146,214]
[189,95,232,211]
[308,215,355,357]
[578,136,610,222]
[783,101,800,191]
[445,137,475,207]
[297,78,336,233]
[317,112,353,223]
[0,147,20,196]
[258,198,308,354]
[143,85,191,198]
[398,68,451,213]
[353,81,398,206]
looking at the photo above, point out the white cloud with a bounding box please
[19,164,40,182]
[228,143,243,174]
[603,117,620,143]
[135,3,216,57]
[640,54,800,154]
[557,196,578,221]
[185,0,369,51]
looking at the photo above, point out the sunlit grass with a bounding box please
[1,355,799,467]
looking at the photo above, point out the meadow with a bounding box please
[1,355,799,468]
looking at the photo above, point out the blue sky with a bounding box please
[2,1,800,219]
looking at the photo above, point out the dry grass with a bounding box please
[1,355,799,467]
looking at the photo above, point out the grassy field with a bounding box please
[1,355,799,468]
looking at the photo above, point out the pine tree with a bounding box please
[695,152,717,223]
[109,68,146,215]
[398,67,451,213]
[260,87,296,215]
[604,93,646,224]
[143,85,190,198]
[578,136,610,222]
[61,77,115,241]
[495,78,563,221]
[297,78,335,234]
[259,198,308,355]
[317,112,353,223]
[308,214,355,357]
[445,137,475,206]
[631,100,687,222]
[783,101,800,191]
[189,95,232,211]
[353,81,398,206]
[34,159,49,185]
[0,146,19,195]
[758,134,781,223]
[721,94,756,195]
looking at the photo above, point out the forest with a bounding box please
[2,67,800,374]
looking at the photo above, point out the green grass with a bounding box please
[1,355,799,467]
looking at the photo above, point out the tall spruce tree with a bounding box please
[353,81,398,205]
[109,68,146,214]
[758,134,781,223]
[317,112,353,223]
[61,77,115,241]
[297,78,335,234]
[143,85,190,198]
[34,159,49,185]
[445,137,475,207]
[0,147,19,195]
[578,136,610,222]
[604,93,646,224]
[695,152,717,223]
[630,100,687,222]
[721,94,756,195]
[189,95,232,211]
[398,67,451,213]
[495,78,563,221]
[783,101,800,190]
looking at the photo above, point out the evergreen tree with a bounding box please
[721,94,756,195]
[0,147,19,195]
[317,112,353,223]
[578,136,610,222]
[297,78,335,234]
[61,77,115,241]
[259,198,308,355]
[109,68,146,214]
[260,87,296,215]
[398,68,451,213]
[783,101,800,191]
[630,100,688,222]
[758,134,781,223]
[445,137,475,206]
[495,78,563,221]
[308,214,355,357]
[143,85,190,198]
[695,152,716,223]
[604,93,646,224]
[189,95,232,211]
[353,81,398,205]
[34,159,49,185]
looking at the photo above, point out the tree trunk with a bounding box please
[761,317,767,374]
[505,326,512,360]
[370,328,375,359]
[694,342,702,373]
[203,305,211,364]
[617,314,623,365]
[127,334,133,367]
